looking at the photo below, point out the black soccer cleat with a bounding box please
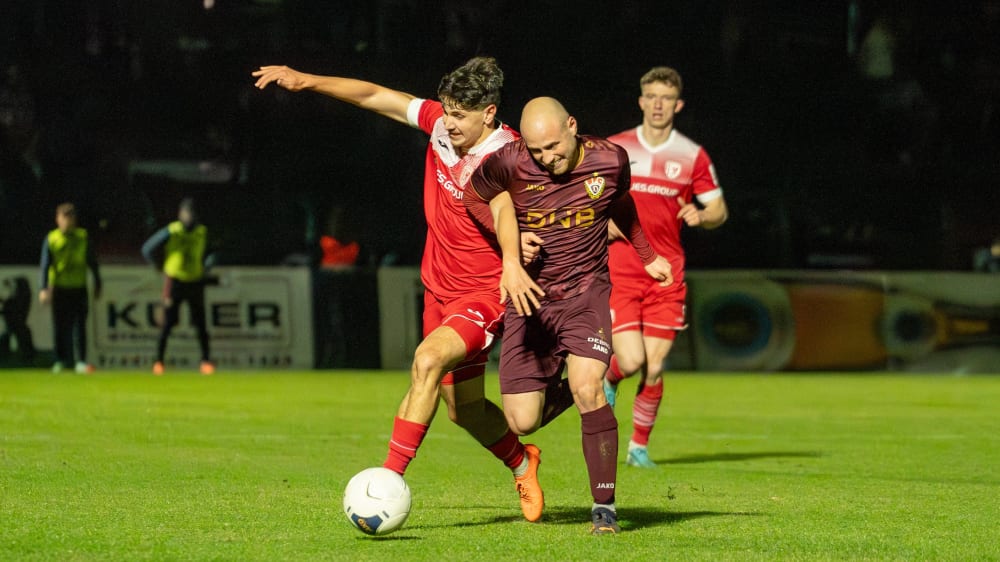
[590,507,621,535]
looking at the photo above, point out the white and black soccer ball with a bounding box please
[343,467,411,536]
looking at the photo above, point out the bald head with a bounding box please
[520,97,579,175]
[520,96,570,134]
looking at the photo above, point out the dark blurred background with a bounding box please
[2,0,998,270]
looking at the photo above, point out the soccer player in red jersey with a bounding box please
[603,67,729,469]
[465,97,673,534]
[252,57,547,521]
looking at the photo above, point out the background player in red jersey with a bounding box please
[466,97,673,534]
[252,57,547,522]
[604,67,729,468]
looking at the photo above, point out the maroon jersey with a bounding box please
[470,135,631,301]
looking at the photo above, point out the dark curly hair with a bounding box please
[437,56,504,110]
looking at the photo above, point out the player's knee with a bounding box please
[572,379,605,410]
[644,363,665,384]
[505,411,540,436]
[616,353,645,378]
[411,346,447,386]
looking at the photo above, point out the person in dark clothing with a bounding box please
[0,276,36,362]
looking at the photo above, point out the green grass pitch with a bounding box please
[2,369,998,561]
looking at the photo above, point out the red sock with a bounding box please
[487,430,525,470]
[631,380,663,447]
[606,355,626,384]
[581,405,618,505]
[383,416,429,475]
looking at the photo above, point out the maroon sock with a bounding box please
[487,430,525,470]
[581,404,618,504]
[632,379,663,446]
[383,416,429,475]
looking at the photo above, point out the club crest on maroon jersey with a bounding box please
[585,175,606,200]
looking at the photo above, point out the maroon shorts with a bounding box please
[498,275,612,395]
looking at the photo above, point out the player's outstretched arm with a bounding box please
[252,65,414,124]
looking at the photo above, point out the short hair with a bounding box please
[640,66,683,96]
[437,56,504,111]
[56,202,76,217]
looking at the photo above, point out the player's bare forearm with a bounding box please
[310,76,413,123]
[491,195,544,313]
[252,65,412,124]
[677,195,728,229]
[490,193,521,262]
[700,197,729,229]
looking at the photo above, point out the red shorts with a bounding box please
[610,276,688,340]
[423,290,505,385]
[498,275,612,395]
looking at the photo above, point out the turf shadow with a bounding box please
[620,507,763,530]
[351,534,423,542]
[405,505,759,531]
[500,506,758,530]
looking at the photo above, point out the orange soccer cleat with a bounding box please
[514,444,544,522]
[75,362,95,374]
[199,361,215,376]
[152,361,165,376]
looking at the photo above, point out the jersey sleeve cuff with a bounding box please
[695,187,723,204]
[406,98,425,128]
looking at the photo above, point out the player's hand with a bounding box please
[252,65,309,91]
[499,258,545,316]
[163,297,173,308]
[676,196,703,227]
[38,289,51,305]
[644,255,673,287]
[520,232,544,265]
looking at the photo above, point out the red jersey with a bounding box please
[407,99,519,300]
[606,127,722,282]
[470,135,632,301]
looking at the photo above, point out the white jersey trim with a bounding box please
[636,126,679,153]
[406,98,425,128]
[696,187,723,203]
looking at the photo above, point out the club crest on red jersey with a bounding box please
[665,160,682,179]
[585,174,605,200]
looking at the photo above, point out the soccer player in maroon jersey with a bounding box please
[465,97,673,534]
[604,67,729,468]
[252,57,547,522]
